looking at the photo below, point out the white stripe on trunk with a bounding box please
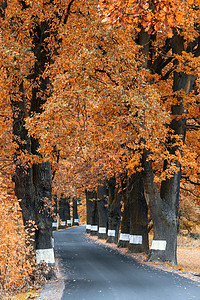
[129,235,143,244]
[86,224,91,230]
[151,240,167,250]
[119,233,130,241]
[67,220,71,224]
[99,227,106,234]
[36,248,55,264]
[74,219,79,223]
[52,222,57,227]
[61,221,66,226]
[91,225,98,231]
[108,229,115,237]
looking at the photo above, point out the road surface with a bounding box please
[50,226,200,299]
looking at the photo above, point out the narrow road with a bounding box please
[54,225,199,300]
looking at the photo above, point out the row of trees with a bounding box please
[26,0,200,265]
[0,0,199,290]
[86,175,149,252]
[53,195,79,229]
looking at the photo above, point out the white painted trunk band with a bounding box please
[151,240,167,250]
[52,222,57,227]
[74,219,79,223]
[130,235,143,244]
[108,229,115,237]
[67,220,71,224]
[36,248,55,264]
[99,227,106,234]
[86,224,91,230]
[61,221,66,226]
[91,225,98,231]
[119,233,130,241]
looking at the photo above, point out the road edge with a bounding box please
[85,233,200,284]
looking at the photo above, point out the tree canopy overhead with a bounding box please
[0,0,199,273]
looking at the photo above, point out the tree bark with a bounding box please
[118,176,130,248]
[32,162,53,249]
[145,34,194,264]
[142,154,178,263]
[85,190,98,234]
[85,190,91,233]
[52,195,58,230]
[58,194,68,229]
[12,86,35,240]
[128,173,149,253]
[12,82,54,265]
[72,198,79,226]
[66,198,71,227]
[28,19,57,265]
[107,177,121,244]
[97,182,108,239]
[90,197,99,236]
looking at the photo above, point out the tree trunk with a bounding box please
[128,173,149,253]
[118,176,130,248]
[142,155,178,263]
[30,118,54,265]
[85,190,97,234]
[72,198,79,226]
[12,86,35,228]
[107,177,121,244]
[52,195,58,231]
[66,199,71,227]
[32,162,53,247]
[90,196,99,236]
[58,194,68,229]
[86,190,91,233]
[12,82,54,265]
[97,182,108,239]
[145,35,194,264]
[28,20,56,265]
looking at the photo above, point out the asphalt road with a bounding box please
[53,225,199,300]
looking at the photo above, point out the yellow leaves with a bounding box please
[0,193,35,292]
[99,0,200,42]
[175,52,200,75]
[1,0,198,194]
[167,29,173,39]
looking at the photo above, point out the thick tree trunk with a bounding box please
[12,82,54,265]
[33,162,53,248]
[52,195,58,231]
[128,173,149,253]
[58,194,68,229]
[107,177,121,244]
[142,34,194,265]
[85,190,91,233]
[66,199,71,227]
[28,20,55,265]
[85,190,98,234]
[97,182,108,239]
[30,123,54,265]
[72,198,79,226]
[118,176,130,248]
[90,197,99,236]
[143,155,178,263]
[12,83,34,226]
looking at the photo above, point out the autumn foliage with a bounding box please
[25,0,200,191]
[0,190,35,293]
[0,0,199,292]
